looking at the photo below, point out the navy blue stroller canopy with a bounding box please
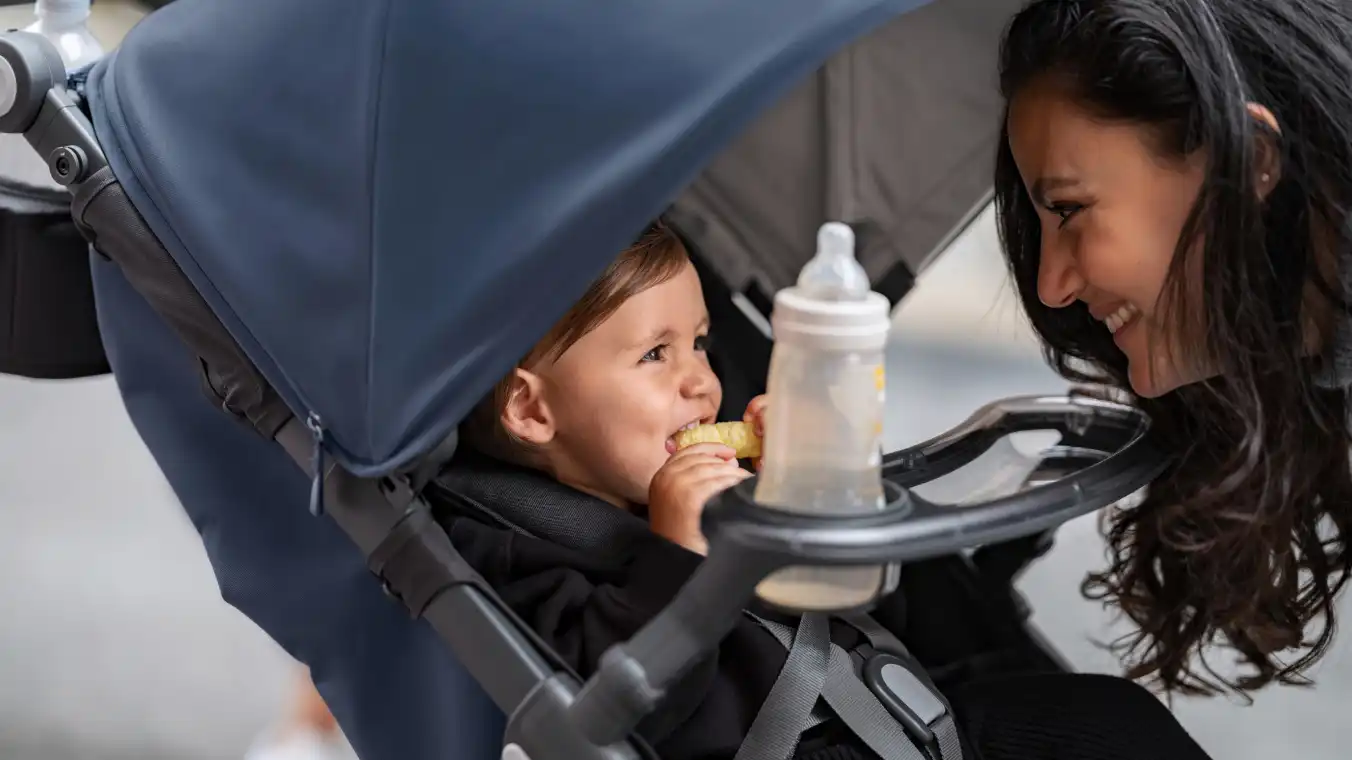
[0,0,1172,757]
[84,0,1012,477]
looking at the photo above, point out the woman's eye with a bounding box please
[641,344,668,363]
[1047,202,1083,228]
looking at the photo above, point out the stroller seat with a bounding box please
[429,449,963,760]
[428,450,1216,760]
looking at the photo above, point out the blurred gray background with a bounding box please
[2,2,1348,759]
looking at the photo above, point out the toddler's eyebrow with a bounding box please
[630,327,676,350]
[628,316,709,349]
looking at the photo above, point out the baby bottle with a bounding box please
[25,0,104,71]
[753,222,897,611]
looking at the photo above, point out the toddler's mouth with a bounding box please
[665,418,711,454]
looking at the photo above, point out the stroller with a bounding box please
[0,0,1192,757]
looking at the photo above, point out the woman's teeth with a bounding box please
[1103,303,1139,334]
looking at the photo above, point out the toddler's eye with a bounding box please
[694,334,712,352]
[642,344,668,363]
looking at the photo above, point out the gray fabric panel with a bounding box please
[670,0,1022,295]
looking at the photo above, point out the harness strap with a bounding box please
[746,614,963,760]
[838,612,905,654]
[733,612,831,760]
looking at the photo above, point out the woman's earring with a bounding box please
[1261,172,1271,184]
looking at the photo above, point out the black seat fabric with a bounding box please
[948,672,1213,760]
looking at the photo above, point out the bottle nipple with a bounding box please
[797,222,869,301]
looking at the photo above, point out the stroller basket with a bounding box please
[0,1,1169,757]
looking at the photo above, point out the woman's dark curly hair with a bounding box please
[995,0,1352,695]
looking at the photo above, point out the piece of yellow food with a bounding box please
[674,421,762,459]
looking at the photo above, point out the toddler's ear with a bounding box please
[501,368,555,445]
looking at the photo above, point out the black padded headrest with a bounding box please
[430,449,653,560]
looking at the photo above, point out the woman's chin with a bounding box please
[1127,376,1163,399]
[1125,360,1164,399]
[1126,361,1192,399]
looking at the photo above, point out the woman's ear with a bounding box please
[501,368,555,446]
[1247,102,1282,199]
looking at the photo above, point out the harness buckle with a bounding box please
[862,652,947,760]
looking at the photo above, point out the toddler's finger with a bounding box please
[743,396,769,436]
[676,441,738,460]
[693,470,753,506]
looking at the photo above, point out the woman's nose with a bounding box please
[1037,240,1086,309]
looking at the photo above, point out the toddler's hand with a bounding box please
[648,443,752,555]
[743,395,769,471]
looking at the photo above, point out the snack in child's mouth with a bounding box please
[674,421,762,459]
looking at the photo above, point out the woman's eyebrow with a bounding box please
[1031,176,1082,204]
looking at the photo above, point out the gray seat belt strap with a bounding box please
[747,613,963,760]
[746,614,835,729]
[840,612,906,653]
[733,613,831,760]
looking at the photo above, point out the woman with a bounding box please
[995,0,1352,695]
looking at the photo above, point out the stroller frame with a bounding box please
[0,26,1169,760]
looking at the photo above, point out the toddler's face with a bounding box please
[539,260,722,506]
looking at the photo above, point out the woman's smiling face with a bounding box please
[1006,78,1209,398]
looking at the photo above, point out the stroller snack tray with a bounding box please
[571,393,1164,749]
[707,393,1161,567]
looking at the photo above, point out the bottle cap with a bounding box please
[771,287,890,351]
